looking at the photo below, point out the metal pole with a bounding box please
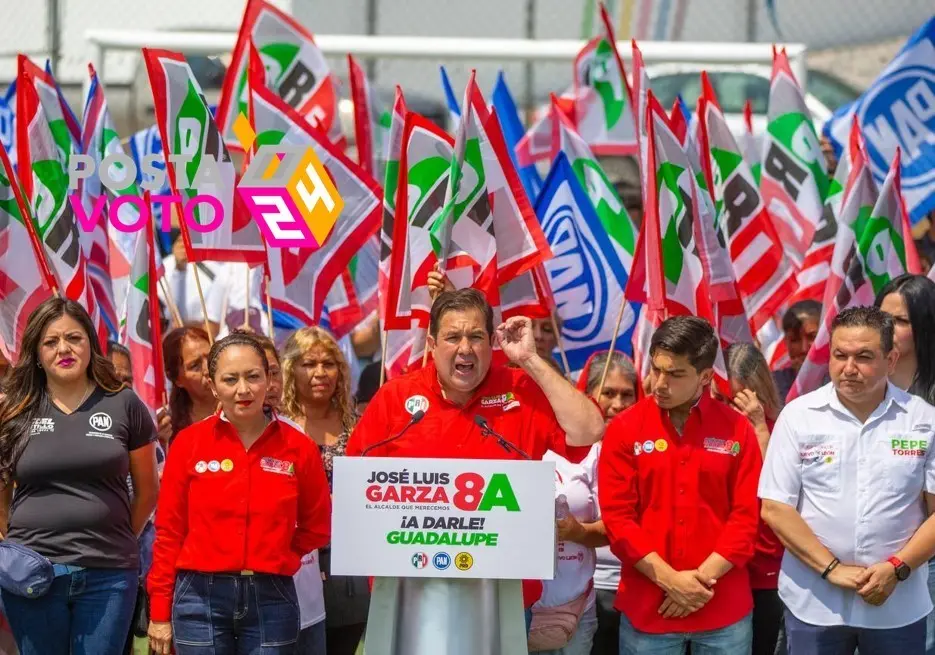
[523,0,536,123]
[745,0,757,42]
[365,0,378,81]
[47,0,61,73]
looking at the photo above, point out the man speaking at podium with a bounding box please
[346,289,605,654]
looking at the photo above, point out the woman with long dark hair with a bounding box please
[875,274,935,655]
[146,332,331,654]
[282,326,367,655]
[0,298,159,655]
[875,274,935,405]
[162,325,215,442]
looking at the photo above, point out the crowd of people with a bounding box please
[0,271,934,655]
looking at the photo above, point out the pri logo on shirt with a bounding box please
[404,395,430,415]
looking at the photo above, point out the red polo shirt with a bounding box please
[346,361,567,461]
[347,361,568,607]
[148,414,331,622]
[598,393,761,634]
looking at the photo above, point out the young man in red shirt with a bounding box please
[599,316,762,654]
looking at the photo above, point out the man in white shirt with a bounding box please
[158,235,221,325]
[760,306,935,654]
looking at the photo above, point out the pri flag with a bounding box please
[120,201,165,418]
[788,137,878,402]
[673,103,753,348]
[572,5,638,156]
[376,88,427,379]
[430,74,550,304]
[348,54,390,181]
[80,64,149,332]
[0,142,55,362]
[788,118,858,305]
[760,48,829,268]
[16,56,106,347]
[246,54,381,327]
[383,113,453,330]
[630,93,729,391]
[217,0,343,148]
[536,153,634,370]
[698,74,796,332]
[823,16,935,224]
[551,96,637,272]
[143,49,267,265]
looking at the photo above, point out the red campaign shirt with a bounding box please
[148,414,331,622]
[346,361,567,461]
[347,362,565,608]
[598,393,762,634]
[750,417,783,590]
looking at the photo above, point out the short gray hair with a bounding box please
[585,351,637,395]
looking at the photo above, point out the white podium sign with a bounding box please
[331,456,556,580]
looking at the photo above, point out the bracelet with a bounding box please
[821,557,840,580]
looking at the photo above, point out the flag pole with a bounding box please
[264,274,275,339]
[549,312,571,380]
[191,264,214,345]
[597,299,629,397]
[157,276,184,328]
[243,265,251,330]
[379,333,388,387]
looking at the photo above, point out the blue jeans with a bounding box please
[926,561,935,655]
[619,611,753,654]
[296,618,326,654]
[172,571,299,654]
[537,601,599,655]
[785,608,925,655]
[1,567,138,655]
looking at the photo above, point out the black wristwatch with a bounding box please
[888,557,911,581]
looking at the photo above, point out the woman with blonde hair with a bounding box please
[281,327,368,655]
[723,342,783,655]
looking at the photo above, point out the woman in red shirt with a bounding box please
[146,333,331,654]
[723,343,784,655]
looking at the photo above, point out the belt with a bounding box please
[52,564,85,578]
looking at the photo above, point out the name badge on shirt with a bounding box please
[260,457,295,476]
[703,438,741,456]
[480,392,521,412]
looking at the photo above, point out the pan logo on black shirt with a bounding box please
[87,413,115,440]
[89,413,113,432]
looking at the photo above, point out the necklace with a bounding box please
[48,382,94,414]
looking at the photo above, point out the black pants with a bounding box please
[326,623,366,655]
[753,588,784,655]
[591,589,620,655]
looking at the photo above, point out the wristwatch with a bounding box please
[888,557,911,581]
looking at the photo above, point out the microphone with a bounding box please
[473,415,531,460]
[361,410,426,456]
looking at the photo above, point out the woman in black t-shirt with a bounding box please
[0,298,159,655]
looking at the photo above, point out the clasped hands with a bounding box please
[656,560,896,619]
[828,562,898,607]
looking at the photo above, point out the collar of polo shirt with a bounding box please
[811,381,911,419]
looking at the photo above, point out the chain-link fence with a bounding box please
[0,0,929,136]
